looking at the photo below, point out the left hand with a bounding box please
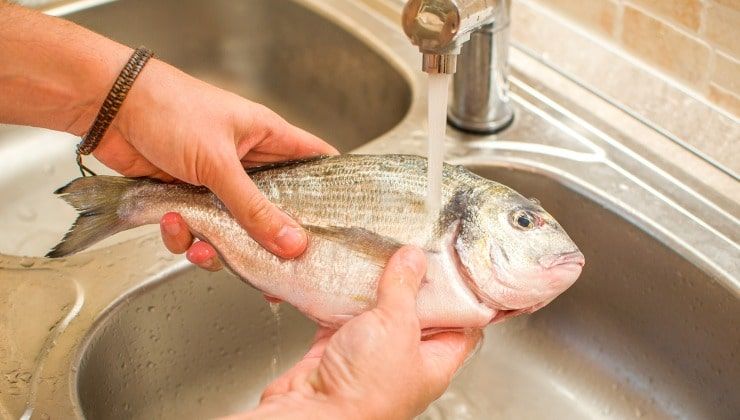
[92,58,339,260]
[222,246,483,420]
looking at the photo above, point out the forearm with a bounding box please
[0,1,130,135]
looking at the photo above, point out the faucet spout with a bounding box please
[422,52,458,74]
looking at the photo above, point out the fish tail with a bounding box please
[46,176,140,258]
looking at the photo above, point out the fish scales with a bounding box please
[249,155,469,245]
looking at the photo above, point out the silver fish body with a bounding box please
[48,154,584,330]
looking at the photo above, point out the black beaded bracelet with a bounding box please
[76,46,154,176]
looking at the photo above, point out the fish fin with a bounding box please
[245,155,333,175]
[46,176,139,258]
[303,225,403,266]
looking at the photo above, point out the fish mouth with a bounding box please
[539,250,586,269]
[454,246,584,322]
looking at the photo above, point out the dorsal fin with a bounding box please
[245,155,333,175]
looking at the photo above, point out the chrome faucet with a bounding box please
[402,0,514,133]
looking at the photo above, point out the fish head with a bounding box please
[455,185,584,321]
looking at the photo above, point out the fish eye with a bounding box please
[511,210,537,230]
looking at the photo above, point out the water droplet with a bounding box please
[19,258,35,268]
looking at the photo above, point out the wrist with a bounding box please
[65,43,133,137]
[0,3,131,135]
[108,56,166,143]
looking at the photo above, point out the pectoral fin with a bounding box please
[303,225,403,266]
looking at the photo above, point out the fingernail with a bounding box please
[275,225,306,254]
[162,220,180,237]
[186,242,211,263]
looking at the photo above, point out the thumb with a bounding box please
[419,329,482,392]
[206,157,307,258]
[375,246,427,316]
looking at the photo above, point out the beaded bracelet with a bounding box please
[76,46,154,176]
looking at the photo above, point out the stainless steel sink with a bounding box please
[1,0,738,419]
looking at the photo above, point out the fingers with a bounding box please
[419,329,483,388]
[160,212,194,253]
[160,212,222,271]
[186,240,223,272]
[311,327,336,345]
[260,331,332,402]
[206,158,308,259]
[260,357,322,402]
[375,246,427,316]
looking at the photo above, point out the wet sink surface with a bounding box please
[75,165,739,419]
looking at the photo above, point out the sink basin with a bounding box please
[65,0,411,147]
[74,165,739,419]
[75,267,316,419]
[0,0,411,256]
[1,0,737,419]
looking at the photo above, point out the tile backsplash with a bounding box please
[523,0,740,117]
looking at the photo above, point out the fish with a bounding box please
[47,154,584,330]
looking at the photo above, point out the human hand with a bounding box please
[88,58,338,259]
[223,246,483,420]
[0,5,336,258]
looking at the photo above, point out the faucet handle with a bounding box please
[402,0,500,55]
